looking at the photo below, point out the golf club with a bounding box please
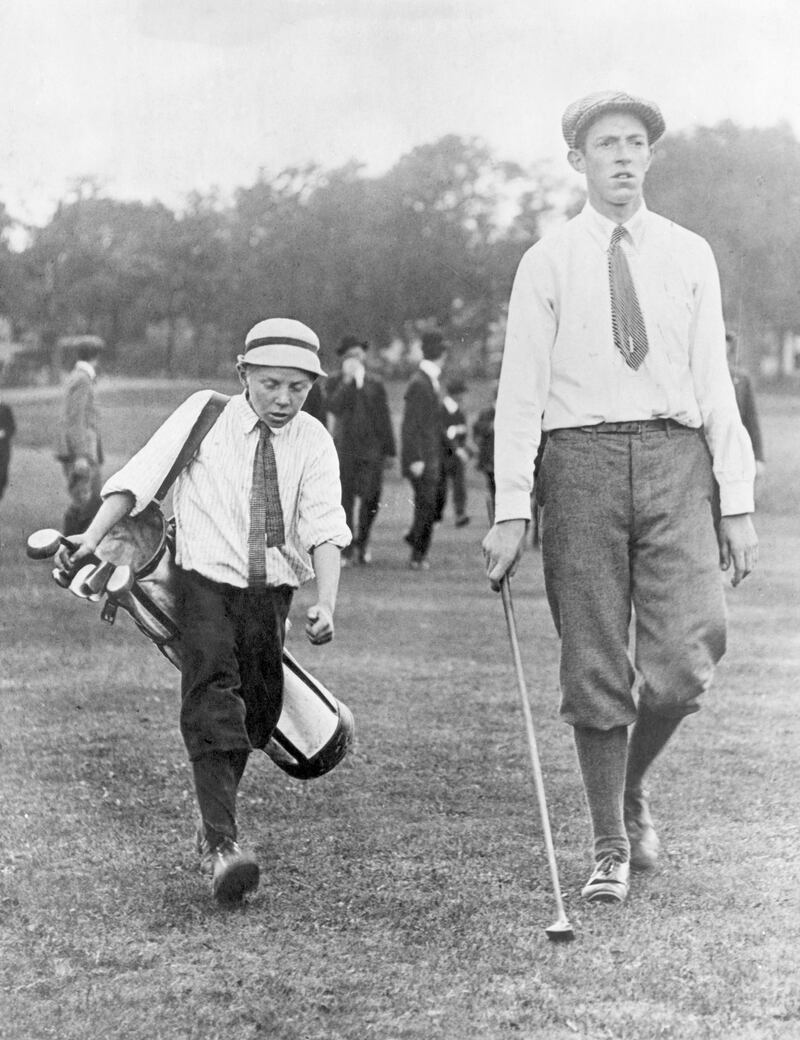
[51,566,72,588]
[81,560,116,596]
[105,565,134,598]
[68,564,101,601]
[26,528,77,560]
[499,573,575,942]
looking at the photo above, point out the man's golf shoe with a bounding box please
[581,854,630,904]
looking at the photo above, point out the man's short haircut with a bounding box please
[421,331,446,361]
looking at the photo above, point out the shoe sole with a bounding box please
[213,861,260,904]
[581,883,628,903]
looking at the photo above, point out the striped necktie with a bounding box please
[608,224,649,370]
[247,421,285,587]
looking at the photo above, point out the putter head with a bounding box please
[545,918,575,943]
[27,529,65,560]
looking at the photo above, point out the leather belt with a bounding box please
[574,418,689,435]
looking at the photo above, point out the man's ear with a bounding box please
[567,148,585,174]
[236,361,249,389]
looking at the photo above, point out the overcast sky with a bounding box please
[1,0,797,225]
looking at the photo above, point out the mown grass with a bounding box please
[1,381,798,1039]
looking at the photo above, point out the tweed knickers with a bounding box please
[537,425,727,728]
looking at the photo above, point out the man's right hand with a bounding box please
[409,460,425,478]
[482,519,528,591]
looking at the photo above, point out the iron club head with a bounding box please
[545,918,575,943]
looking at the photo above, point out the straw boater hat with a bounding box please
[562,91,666,151]
[241,318,326,377]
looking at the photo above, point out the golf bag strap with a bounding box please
[154,391,231,503]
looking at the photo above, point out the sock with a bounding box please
[193,749,250,849]
[573,725,630,863]
[625,701,682,796]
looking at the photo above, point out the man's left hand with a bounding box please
[718,514,759,587]
[305,603,334,645]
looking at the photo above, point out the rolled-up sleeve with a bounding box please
[101,391,213,514]
[296,431,352,551]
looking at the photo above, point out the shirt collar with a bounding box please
[234,390,293,437]
[582,200,649,251]
[75,360,96,380]
[419,358,442,384]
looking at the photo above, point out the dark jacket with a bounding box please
[327,374,396,461]
[401,368,442,479]
[730,367,765,462]
[301,379,328,425]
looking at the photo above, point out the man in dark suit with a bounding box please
[726,331,765,485]
[401,330,448,569]
[0,394,15,502]
[55,336,105,535]
[327,335,396,565]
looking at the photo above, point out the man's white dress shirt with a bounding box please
[494,202,756,521]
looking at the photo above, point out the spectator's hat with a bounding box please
[337,335,369,356]
[421,330,447,360]
[562,91,665,150]
[242,318,325,377]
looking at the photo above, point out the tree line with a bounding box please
[1,122,798,382]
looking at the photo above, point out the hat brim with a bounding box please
[240,344,326,377]
[569,101,665,149]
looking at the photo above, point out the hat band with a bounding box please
[246,336,318,353]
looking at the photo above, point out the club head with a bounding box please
[27,529,64,560]
[105,565,134,598]
[69,564,100,601]
[82,561,115,596]
[51,566,72,588]
[545,919,575,943]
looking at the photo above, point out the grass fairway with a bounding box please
[1,380,798,1040]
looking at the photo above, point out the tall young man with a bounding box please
[483,92,758,904]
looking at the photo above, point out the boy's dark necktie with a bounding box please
[248,421,284,587]
[608,225,649,370]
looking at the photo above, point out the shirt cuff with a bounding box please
[719,480,755,517]
[493,491,533,523]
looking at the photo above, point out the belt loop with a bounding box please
[665,419,672,438]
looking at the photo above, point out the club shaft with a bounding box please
[500,577,570,925]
